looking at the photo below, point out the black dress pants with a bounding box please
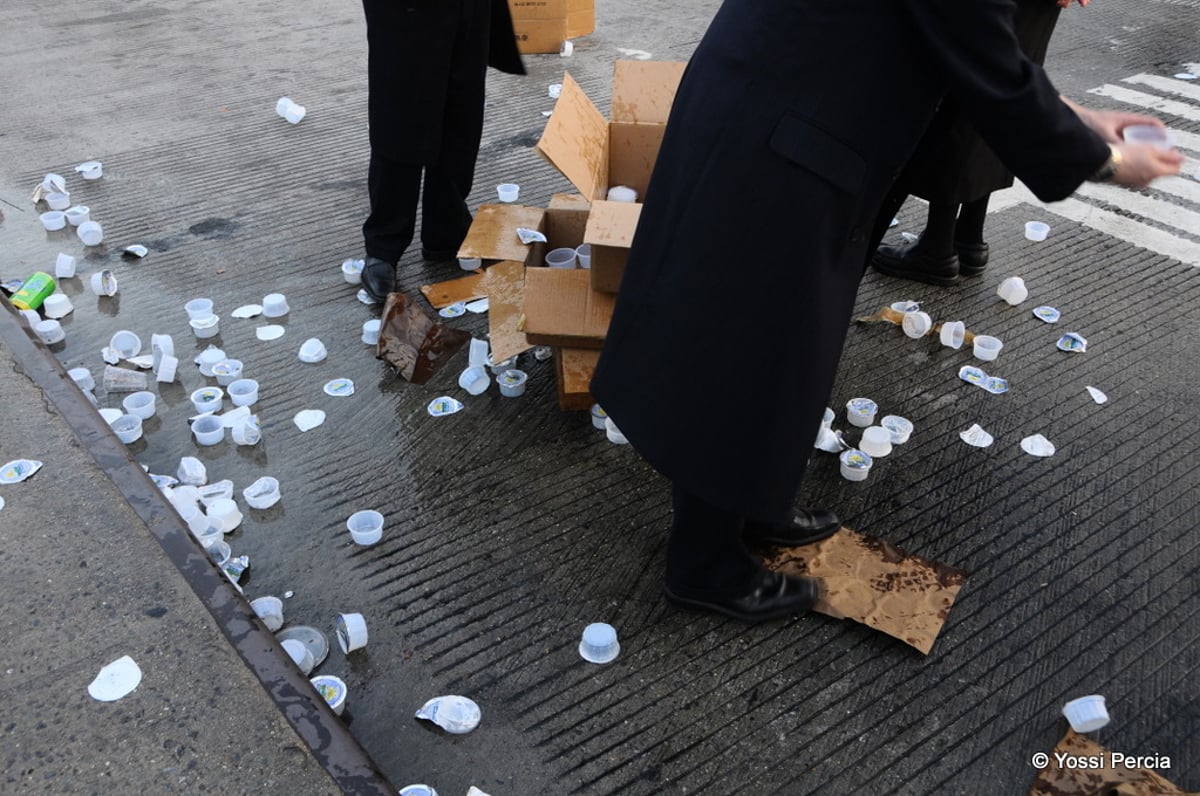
[667,484,765,596]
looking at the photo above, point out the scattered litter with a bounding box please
[541,110,553,117]
[88,655,142,702]
[198,480,234,505]
[336,612,368,653]
[103,365,148,392]
[1021,433,1056,457]
[89,270,119,297]
[177,457,207,486]
[148,473,177,489]
[1174,72,1198,80]
[615,47,651,60]
[498,369,528,397]
[0,496,5,511]
[579,622,620,664]
[256,325,286,341]
[900,231,919,243]
[1086,386,1108,404]
[284,591,295,599]
[469,338,489,367]
[533,346,552,362]
[323,378,355,397]
[465,297,489,314]
[298,337,328,363]
[281,638,314,675]
[839,449,872,481]
[416,695,481,734]
[996,276,1028,305]
[76,161,102,180]
[231,415,262,446]
[881,415,913,444]
[889,217,899,227]
[276,625,330,668]
[126,355,154,369]
[428,396,464,417]
[549,83,563,98]
[1056,332,1088,352]
[341,258,364,284]
[311,675,347,715]
[559,39,574,57]
[221,405,252,428]
[122,245,148,258]
[958,366,1008,394]
[398,786,438,796]
[497,182,520,202]
[294,409,326,432]
[232,304,262,318]
[356,289,377,305]
[467,788,492,796]
[101,347,121,365]
[262,293,289,317]
[1062,694,1109,732]
[814,426,842,452]
[605,416,629,444]
[959,424,994,448]
[590,403,608,430]
[275,96,306,124]
[516,227,547,244]
[845,397,878,427]
[361,319,381,345]
[1032,306,1060,323]
[250,596,284,630]
[1,459,43,484]
[439,302,467,318]
[606,185,638,202]
[194,346,226,375]
[223,555,250,582]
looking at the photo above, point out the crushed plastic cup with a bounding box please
[89,270,119,296]
[1021,433,1056,457]
[211,359,244,386]
[311,675,347,716]
[190,315,221,339]
[55,252,78,278]
[960,423,995,448]
[845,397,877,428]
[111,414,143,444]
[347,510,384,546]
[486,354,515,375]
[228,378,259,407]
[76,161,103,180]
[42,294,73,319]
[336,613,368,654]
[605,416,629,445]
[839,449,873,482]
[281,638,315,675]
[45,192,71,211]
[545,247,577,269]
[64,206,90,227]
[190,386,224,414]
[230,415,262,446]
[859,426,893,458]
[548,83,563,98]
[156,355,179,383]
[902,310,933,339]
[416,695,481,734]
[184,298,214,321]
[110,330,142,358]
[195,346,226,376]
[498,369,528,397]
[191,415,225,446]
[880,415,913,444]
[262,293,289,317]
[458,256,482,271]
[1123,124,1173,150]
[939,321,966,349]
[103,365,147,392]
[1024,221,1049,242]
[177,456,207,486]
[77,221,104,246]
[275,96,306,124]
[606,185,638,202]
[40,211,67,231]
[41,173,66,192]
[34,319,65,344]
[997,276,1028,305]
[458,365,490,396]
[243,476,280,509]
[496,183,520,203]
[361,319,381,345]
[578,622,620,664]
[122,391,157,419]
[250,596,284,632]
[972,335,1003,362]
[69,367,95,392]
[207,498,243,533]
[298,338,327,363]
[1062,695,1110,733]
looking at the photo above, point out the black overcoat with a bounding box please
[590,0,1110,523]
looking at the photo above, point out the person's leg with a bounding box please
[913,201,958,259]
[871,200,962,286]
[954,194,990,275]
[361,153,421,300]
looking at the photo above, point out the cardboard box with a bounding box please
[536,61,685,292]
[458,204,546,265]
[555,347,599,411]
[582,200,641,294]
[565,0,595,39]
[509,0,568,54]
[522,267,614,349]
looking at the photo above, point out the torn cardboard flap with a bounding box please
[522,267,614,349]
[556,347,599,410]
[376,293,471,384]
[1029,731,1195,795]
[486,261,533,363]
[420,272,487,309]
[584,200,641,247]
[762,528,967,655]
[458,204,546,263]
[538,72,609,201]
[610,61,685,124]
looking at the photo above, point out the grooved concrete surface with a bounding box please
[2,0,1198,794]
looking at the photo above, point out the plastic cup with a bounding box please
[34,319,65,344]
[902,310,933,339]
[207,498,243,533]
[212,359,244,386]
[111,414,143,444]
[548,83,563,98]
[605,416,629,445]
[1024,221,1049,242]
[203,538,232,568]
[54,253,78,278]
[1123,124,1172,150]
[190,386,225,414]
[189,315,220,339]
[859,426,893,458]
[996,276,1029,305]
[845,397,878,428]
[880,415,913,445]
[347,510,384,546]
[122,391,157,419]
[243,476,280,510]
[89,270,118,296]
[311,675,347,716]
[972,335,1003,362]
[498,369,528,397]
[196,347,226,376]
[336,613,369,654]
[156,355,178,383]
[341,259,364,284]
[69,367,95,392]
[575,243,592,269]
[45,192,70,211]
[1062,695,1110,733]
[579,623,620,664]
[590,404,607,430]
[191,415,225,446]
[939,321,966,349]
[458,256,482,271]
[606,186,638,202]
[77,221,103,246]
[361,319,381,345]
[275,96,306,124]
[281,638,315,675]
[42,294,73,319]
[77,161,103,180]
[839,449,873,482]
[64,206,90,226]
[110,330,142,358]
[458,365,490,396]
[496,183,520,203]
[40,211,67,231]
[262,293,289,317]
[545,247,577,269]
[250,596,284,632]
[298,338,327,363]
[228,379,259,407]
[184,298,214,320]
[487,354,516,375]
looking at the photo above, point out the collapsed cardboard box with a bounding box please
[508,0,567,54]
[522,267,614,349]
[536,60,685,293]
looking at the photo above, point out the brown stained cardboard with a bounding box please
[555,347,599,410]
[458,204,546,263]
[509,0,565,19]
[512,17,568,54]
[1028,731,1195,795]
[584,200,642,293]
[485,261,533,363]
[537,73,609,201]
[545,193,592,251]
[418,272,487,309]
[610,61,686,124]
[761,528,967,655]
[522,267,614,349]
[565,0,594,38]
[608,122,668,199]
[376,293,470,384]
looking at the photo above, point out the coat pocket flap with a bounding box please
[768,115,866,195]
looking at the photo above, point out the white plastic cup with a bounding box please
[336,613,368,654]
[972,335,1003,362]
[40,211,67,231]
[207,498,243,533]
[45,192,71,211]
[55,252,78,278]
[939,321,966,349]
[590,404,607,430]
[859,426,893,458]
[34,319,65,344]
[77,220,104,246]
[458,365,490,396]
[341,259,364,284]
[1024,221,1049,242]
[42,294,73,319]
[902,310,933,339]
[190,315,221,339]
[228,379,259,407]
[156,355,179,383]
[69,367,95,392]
[605,416,629,445]
[361,319,381,345]
[184,298,214,320]
[191,415,225,446]
[111,414,143,444]
[839,449,873,482]
[89,270,119,296]
[311,675,347,716]
[230,416,261,446]
[548,83,563,98]
[298,338,327,363]
[122,391,157,419]
[64,206,90,226]
[1062,695,1110,733]
[203,537,232,568]
[281,638,315,675]
[821,407,835,429]
[196,347,226,376]
[262,293,289,317]
[881,415,913,445]
[190,386,225,414]
[458,256,482,271]
[606,186,638,202]
[243,476,280,510]
[275,97,306,124]
[487,354,516,375]
[996,276,1029,306]
[578,622,620,664]
[250,596,284,632]
[545,247,577,269]
[347,510,384,546]
[110,330,142,358]
[496,183,520,203]
[498,369,528,397]
[1123,124,1172,150]
[76,161,103,180]
[846,397,878,428]
[575,243,592,269]
[212,359,244,386]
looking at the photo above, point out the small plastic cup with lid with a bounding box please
[191,415,225,446]
[496,183,520,202]
[190,315,220,339]
[347,510,384,545]
[185,298,214,321]
[545,247,577,269]
[902,311,933,339]
[880,415,913,445]
[262,293,289,317]
[458,256,482,271]
[243,476,280,510]
[579,623,620,664]
[191,386,224,414]
[972,335,1003,362]
[845,397,878,428]
[122,391,157,419]
[40,211,67,231]
[605,416,629,445]
[341,258,364,284]
[42,293,73,319]
[590,404,607,430]
[498,369,528,397]
[89,270,119,296]
[111,414,143,444]
[1024,221,1049,242]
[77,221,104,246]
[64,206,90,227]
[575,243,592,269]
[298,338,327,363]
[939,321,966,349]
[859,426,893,458]
[1062,695,1110,733]
[311,675,347,715]
[69,367,95,392]
[207,498,243,533]
[281,638,315,675]
[110,330,142,358]
[76,161,103,180]
[839,449,873,482]
[34,319,65,344]
[361,319,381,345]
[45,192,71,211]
[250,596,284,632]
[211,359,244,386]
[458,365,490,396]
[336,612,368,654]
[55,253,78,278]
[228,379,259,407]
[996,276,1028,305]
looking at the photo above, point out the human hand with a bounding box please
[1078,107,1167,143]
[1110,142,1184,188]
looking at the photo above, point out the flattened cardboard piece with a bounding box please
[762,528,966,655]
[376,293,471,384]
[584,200,642,294]
[555,347,599,410]
[522,267,614,349]
[458,204,546,263]
[565,0,595,38]
[1029,731,1196,796]
[546,193,592,251]
[486,261,533,363]
[611,61,686,124]
[419,272,487,309]
[537,72,609,201]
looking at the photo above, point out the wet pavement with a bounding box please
[2,0,1198,793]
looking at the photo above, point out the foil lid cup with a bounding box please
[1057,332,1088,352]
[311,675,347,716]
[590,403,608,430]
[415,695,481,734]
[498,369,528,397]
[839,449,873,482]
[845,397,878,428]
[1033,306,1060,324]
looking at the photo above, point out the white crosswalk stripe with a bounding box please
[989,72,1200,267]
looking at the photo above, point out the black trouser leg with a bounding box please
[915,201,959,258]
[955,194,990,245]
[363,154,421,265]
[666,483,763,596]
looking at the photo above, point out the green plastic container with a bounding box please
[10,272,56,311]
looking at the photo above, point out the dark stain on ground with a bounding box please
[188,218,238,239]
[478,131,540,159]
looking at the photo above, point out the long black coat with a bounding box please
[590,0,1109,523]
[363,0,525,163]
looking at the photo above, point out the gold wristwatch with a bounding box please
[1090,143,1123,182]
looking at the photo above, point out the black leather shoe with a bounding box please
[744,508,841,547]
[421,247,458,265]
[871,241,959,286]
[954,240,989,276]
[361,256,396,303]
[665,571,821,623]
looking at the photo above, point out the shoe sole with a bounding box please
[871,257,960,286]
[663,586,817,623]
